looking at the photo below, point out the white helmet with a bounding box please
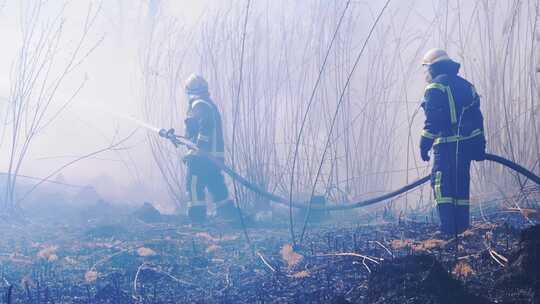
[184,74,209,96]
[421,48,451,66]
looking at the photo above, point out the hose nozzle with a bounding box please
[159,128,175,139]
[159,128,183,147]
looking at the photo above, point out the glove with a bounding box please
[421,149,430,162]
[195,134,212,151]
[182,149,200,164]
[420,136,434,162]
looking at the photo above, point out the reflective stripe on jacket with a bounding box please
[421,61,485,147]
[184,97,225,159]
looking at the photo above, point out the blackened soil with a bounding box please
[0,210,537,303]
[367,254,491,304]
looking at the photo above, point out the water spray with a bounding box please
[118,115,161,133]
[76,103,161,133]
[75,102,190,149]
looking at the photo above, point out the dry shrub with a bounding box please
[390,239,446,252]
[452,261,475,279]
[7,253,31,265]
[220,234,240,241]
[85,270,99,283]
[460,229,475,237]
[137,247,157,257]
[48,254,58,262]
[280,244,303,267]
[206,244,221,254]
[390,239,414,249]
[195,232,214,241]
[474,222,497,230]
[64,256,78,265]
[415,239,447,251]
[195,232,239,243]
[91,242,115,249]
[289,270,310,279]
[37,245,58,262]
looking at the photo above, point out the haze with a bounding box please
[0,1,531,214]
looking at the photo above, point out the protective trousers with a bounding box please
[431,143,471,235]
[185,157,229,222]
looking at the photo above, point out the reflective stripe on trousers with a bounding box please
[189,175,206,207]
[433,170,470,206]
[185,158,230,207]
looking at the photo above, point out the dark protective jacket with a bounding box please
[184,96,225,160]
[420,60,486,159]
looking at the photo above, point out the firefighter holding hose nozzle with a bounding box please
[181,74,238,224]
[419,49,486,235]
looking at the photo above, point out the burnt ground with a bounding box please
[0,204,538,304]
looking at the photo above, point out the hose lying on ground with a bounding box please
[172,136,540,211]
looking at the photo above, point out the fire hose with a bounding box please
[159,128,540,211]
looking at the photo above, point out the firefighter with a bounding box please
[419,49,486,235]
[183,74,237,223]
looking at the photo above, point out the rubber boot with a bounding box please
[437,203,457,235]
[216,200,239,222]
[456,205,470,234]
[188,205,207,224]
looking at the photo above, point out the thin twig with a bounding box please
[373,241,394,258]
[132,262,147,300]
[316,252,383,264]
[256,251,276,272]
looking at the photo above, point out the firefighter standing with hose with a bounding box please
[182,74,238,223]
[419,49,487,235]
